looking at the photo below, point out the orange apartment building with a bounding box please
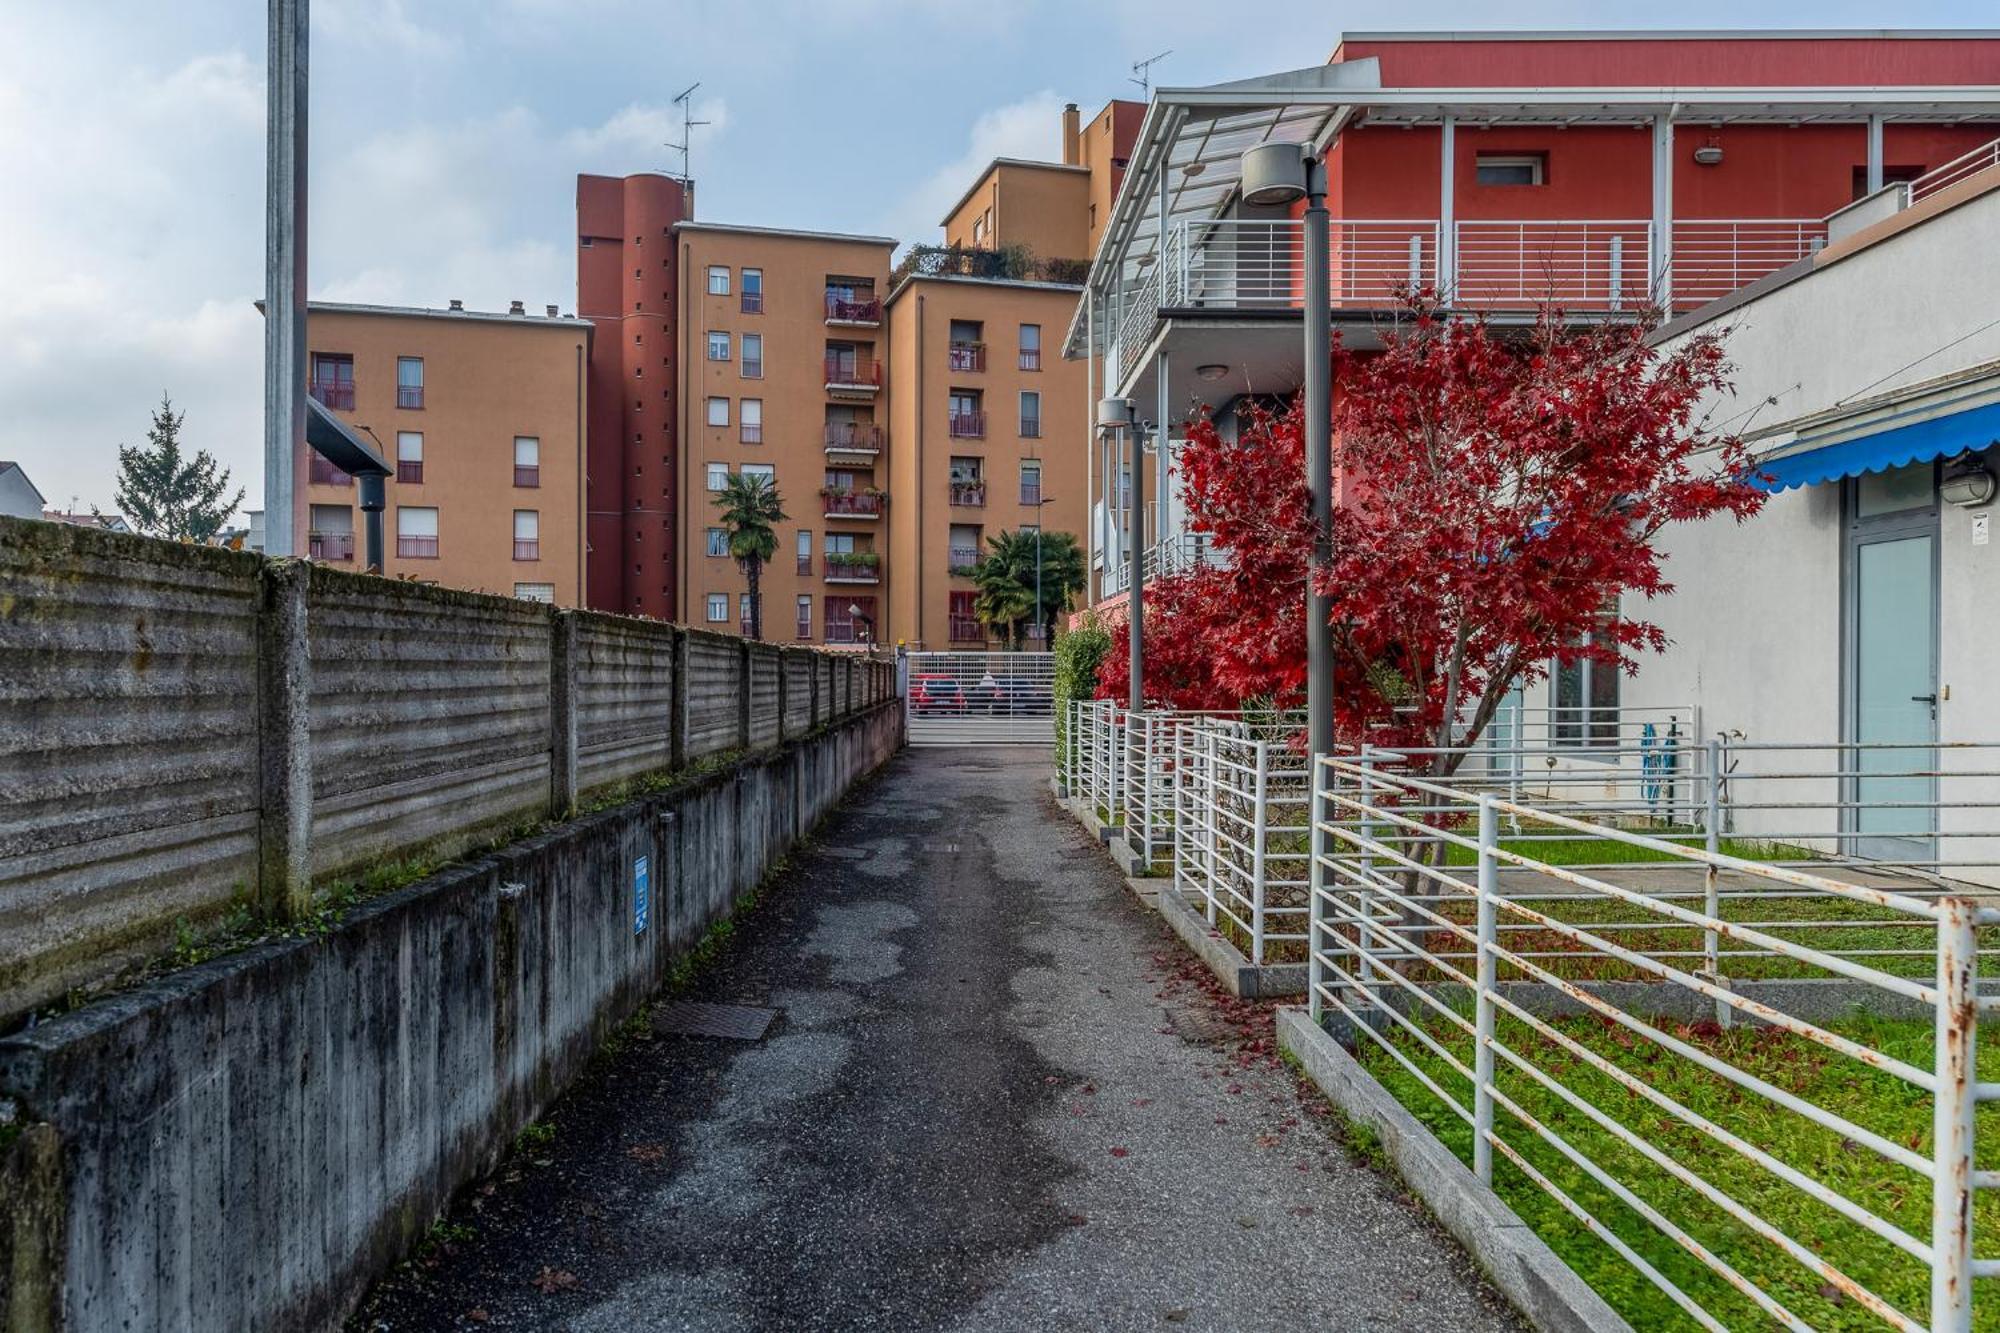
[675,223,896,645]
[297,300,589,603]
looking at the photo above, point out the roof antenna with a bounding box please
[668,82,711,184]
[1130,50,1172,100]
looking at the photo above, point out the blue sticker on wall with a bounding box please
[634,854,650,936]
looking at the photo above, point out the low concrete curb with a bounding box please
[1156,885,1307,999]
[1276,1007,1634,1333]
[1123,875,1162,910]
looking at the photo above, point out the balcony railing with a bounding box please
[1453,219,1651,308]
[742,291,764,314]
[1020,416,1041,439]
[797,553,812,576]
[949,481,986,507]
[1667,219,1830,306]
[948,615,985,643]
[948,545,980,575]
[947,342,986,372]
[742,423,763,444]
[310,382,355,410]
[795,616,812,641]
[514,464,540,488]
[398,535,438,559]
[1018,348,1042,371]
[308,531,354,561]
[1019,482,1041,506]
[825,618,872,645]
[308,455,350,486]
[1102,531,1224,597]
[948,411,985,439]
[396,385,424,409]
[825,293,881,324]
[397,460,423,484]
[823,491,883,518]
[1911,135,2000,203]
[824,356,882,391]
[824,557,880,584]
[513,539,540,561]
[824,422,884,454]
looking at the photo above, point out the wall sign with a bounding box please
[633,854,650,935]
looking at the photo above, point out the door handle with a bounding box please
[1912,694,1939,705]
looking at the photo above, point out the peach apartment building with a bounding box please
[675,223,896,645]
[297,300,589,604]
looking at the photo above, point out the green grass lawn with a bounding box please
[1357,1009,2000,1330]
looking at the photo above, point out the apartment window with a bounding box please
[1019,391,1042,438]
[396,431,424,484]
[741,398,763,444]
[706,396,730,428]
[396,506,438,559]
[513,583,555,603]
[1475,153,1546,187]
[513,510,540,561]
[707,462,730,491]
[949,523,981,574]
[949,456,985,507]
[707,331,732,362]
[1020,461,1042,506]
[707,265,731,296]
[741,333,763,379]
[741,462,775,484]
[948,390,983,438]
[949,590,982,642]
[396,357,424,409]
[796,528,812,575]
[706,593,728,622]
[307,503,354,561]
[741,268,764,313]
[707,527,728,557]
[513,436,540,487]
[1018,324,1041,371]
[948,320,985,372]
[309,353,354,410]
[795,595,812,641]
[1553,613,1620,749]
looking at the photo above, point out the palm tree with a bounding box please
[974,530,1087,648]
[712,472,786,640]
[970,551,1034,649]
[1022,530,1086,645]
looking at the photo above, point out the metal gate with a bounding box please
[903,651,1055,747]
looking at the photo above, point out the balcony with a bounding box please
[513,539,540,561]
[742,291,764,314]
[795,616,812,641]
[308,531,354,561]
[397,535,438,559]
[825,617,873,645]
[824,356,882,394]
[1019,416,1041,439]
[822,489,884,520]
[947,341,986,373]
[1019,482,1041,506]
[397,385,424,410]
[948,615,985,643]
[1019,347,1042,371]
[948,545,980,576]
[948,411,985,439]
[949,481,986,508]
[824,293,881,326]
[797,553,812,576]
[824,554,881,584]
[514,464,540,488]
[310,382,354,411]
[397,460,423,484]
[308,455,351,486]
[823,422,884,457]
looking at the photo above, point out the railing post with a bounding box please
[1356,746,1379,1011]
[1251,739,1270,966]
[256,559,314,922]
[1203,726,1220,926]
[1704,735,1725,1027]
[549,608,579,819]
[1932,895,1978,1333]
[1308,754,1326,1024]
[1474,794,1499,1185]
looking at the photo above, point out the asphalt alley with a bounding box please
[353,747,1521,1333]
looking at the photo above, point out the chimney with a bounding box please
[448,298,464,311]
[1062,103,1081,166]
[545,304,559,318]
[508,299,525,315]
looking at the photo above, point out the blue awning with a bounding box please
[1753,399,2000,493]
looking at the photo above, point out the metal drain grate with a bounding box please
[1163,1005,1237,1047]
[651,1001,780,1041]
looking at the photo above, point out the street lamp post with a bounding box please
[1097,397,1147,712]
[1030,490,1056,648]
[1241,142,1334,763]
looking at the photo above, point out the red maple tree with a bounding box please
[1101,298,1763,776]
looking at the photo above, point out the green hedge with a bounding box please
[1052,613,1112,778]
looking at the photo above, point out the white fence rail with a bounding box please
[1305,753,1996,1332]
[1910,134,2000,204]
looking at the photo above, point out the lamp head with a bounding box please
[1240,142,1310,206]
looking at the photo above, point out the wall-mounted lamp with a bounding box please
[1194,364,1229,382]
[1693,143,1725,166]
[1942,466,1998,507]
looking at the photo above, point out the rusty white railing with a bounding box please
[1308,752,1996,1332]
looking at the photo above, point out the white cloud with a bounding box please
[880,90,1067,248]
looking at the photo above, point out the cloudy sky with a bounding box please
[2,0,1994,515]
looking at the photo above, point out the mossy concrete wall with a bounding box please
[0,700,901,1333]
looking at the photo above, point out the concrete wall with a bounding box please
[0,699,901,1333]
[0,515,899,1026]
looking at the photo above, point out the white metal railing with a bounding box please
[1453,219,1652,310]
[1114,256,1165,389]
[1173,718,1312,963]
[1306,753,1996,1333]
[1102,531,1226,597]
[1167,217,1438,312]
[1667,218,1827,306]
[1910,135,2000,203]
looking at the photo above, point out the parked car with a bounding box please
[909,674,966,715]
